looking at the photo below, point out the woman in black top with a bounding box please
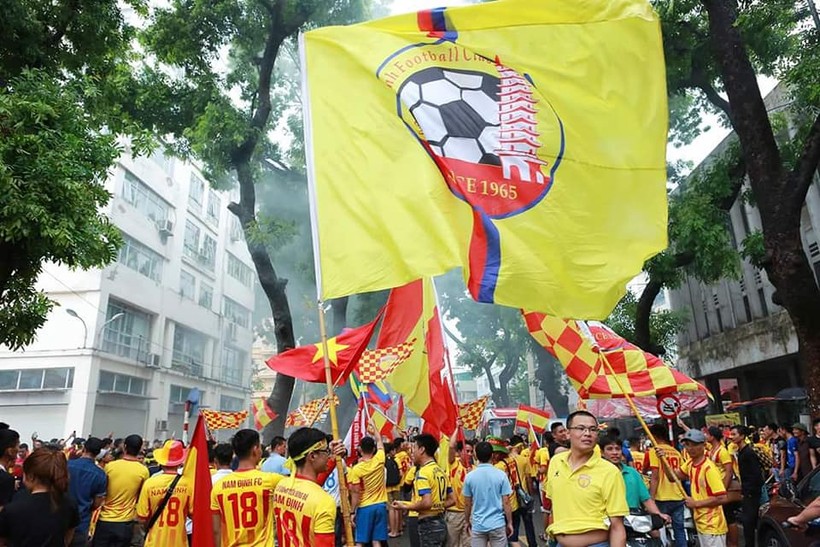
[0,447,79,546]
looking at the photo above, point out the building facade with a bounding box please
[0,149,256,440]
[669,84,817,409]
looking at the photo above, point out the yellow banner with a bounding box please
[705,413,741,427]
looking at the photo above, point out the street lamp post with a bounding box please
[96,312,124,348]
[65,309,88,349]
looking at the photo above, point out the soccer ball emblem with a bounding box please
[398,67,501,166]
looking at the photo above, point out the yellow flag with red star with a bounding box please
[265,313,381,384]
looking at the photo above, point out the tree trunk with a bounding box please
[531,341,570,416]
[702,0,820,412]
[634,278,664,355]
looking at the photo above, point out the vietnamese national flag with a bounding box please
[183,415,213,547]
[265,312,381,384]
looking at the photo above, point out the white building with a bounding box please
[0,150,256,440]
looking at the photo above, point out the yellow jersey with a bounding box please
[708,444,733,484]
[414,460,451,518]
[448,459,471,512]
[273,475,336,547]
[495,457,521,512]
[395,451,411,477]
[646,444,684,501]
[210,469,283,547]
[347,448,388,508]
[100,459,149,522]
[631,451,645,473]
[545,450,629,536]
[682,458,727,535]
[403,465,418,517]
[136,473,193,547]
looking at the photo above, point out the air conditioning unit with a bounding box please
[226,322,238,342]
[146,353,161,368]
[157,219,174,237]
[156,419,168,431]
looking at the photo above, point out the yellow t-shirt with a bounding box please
[495,457,521,512]
[708,444,733,484]
[347,448,388,508]
[396,451,411,476]
[682,458,728,535]
[536,447,550,482]
[403,465,418,517]
[210,469,284,547]
[631,451,646,473]
[100,459,149,522]
[414,461,451,518]
[273,475,336,546]
[447,459,471,512]
[544,450,629,536]
[136,473,193,547]
[647,444,684,501]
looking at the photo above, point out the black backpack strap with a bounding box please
[146,474,182,532]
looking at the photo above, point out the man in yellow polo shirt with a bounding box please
[348,429,388,547]
[545,410,628,547]
[94,435,149,547]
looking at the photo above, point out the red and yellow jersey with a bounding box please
[708,443,733,484]
[347,448,388,507]
[395,451,411,477]
[136,473,193,547]
[273,475,336,547]
[682,458,728,535]
[631,451,645,473]
[448,459,471,512]
[646,444,684,501]
[495,456,521,512]
[210,469,284,547]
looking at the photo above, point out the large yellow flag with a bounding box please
[302,0,667,319]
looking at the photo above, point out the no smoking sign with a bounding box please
[656,394,681,419]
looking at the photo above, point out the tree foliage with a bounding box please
[136,0,384,437]
[0,1,153,349]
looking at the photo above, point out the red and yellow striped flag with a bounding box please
[251,398,278,430]
[201,409,248,430]
[515,404,550,434]
[285,395,340,428]
[522,311,707,399]
[458,395,490,431]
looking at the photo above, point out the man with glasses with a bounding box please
[544,411,628,547]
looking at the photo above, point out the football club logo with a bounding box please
[377,8,565,302]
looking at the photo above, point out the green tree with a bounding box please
[137,0,383,437]
[656,0,820,409]
[0,1,152,349]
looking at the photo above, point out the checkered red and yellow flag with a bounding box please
[357,340,416,384]
[458,395,490,430]
[200,409,249,430]
[285,395,340,428]
[522,311,707,399]
[251,398,278,430]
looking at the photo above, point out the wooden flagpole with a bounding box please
[317,301,355,547]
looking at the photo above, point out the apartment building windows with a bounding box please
[220,395,245,412]
[206,189,221,226]
[189,172,205,211]
[180,270,196,300]
[198,282,214,310]
[227,253,253,287]
[183,221,216,272]
[0,368,74,391]
[98,371,146,396]
[102,301,152,360]
[172,324,208,376]
[123,171,170,224]
[222,346,246,386]
[229,216,244,242]
[223,297,251,328]
[118,234,163,282]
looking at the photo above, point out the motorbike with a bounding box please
[624,511,664,547]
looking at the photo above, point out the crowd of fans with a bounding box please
[0,414,818,547]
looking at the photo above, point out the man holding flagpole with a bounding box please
[347,424,389,547]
